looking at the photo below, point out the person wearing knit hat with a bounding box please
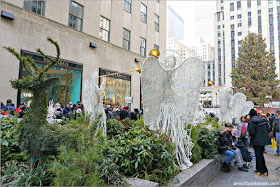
[247,109,271,176]
[249,109,257,118]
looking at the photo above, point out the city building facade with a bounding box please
[191,38,215,87]
[167,5,184,41]
[0,0,166,109]
[167,37,197,60]
[215,0,280,87]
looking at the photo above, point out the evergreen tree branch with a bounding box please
[3,47,33,74]
[36,37,61,78]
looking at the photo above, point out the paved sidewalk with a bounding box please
[209,146,280,187]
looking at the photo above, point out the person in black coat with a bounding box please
[247,109,271,175]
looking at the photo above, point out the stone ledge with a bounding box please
[127,177,159,187]
[170,155,224,187]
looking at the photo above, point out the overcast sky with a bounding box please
[167,1,217,47]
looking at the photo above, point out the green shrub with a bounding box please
[197,128,218,159]
[107,122,177,184]
[106,119,125,139]
[1,160,53,186]
[49,130,105,186]
[1,117,29,165]
[190,126,202,164]
[98,158,127,186]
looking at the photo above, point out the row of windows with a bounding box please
[23,0,159,56]
[230,1,241,12]
[269,1,275,54]
[25,1,159,32]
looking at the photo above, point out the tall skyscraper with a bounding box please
[215,0,280,87]
[167,5,184,41]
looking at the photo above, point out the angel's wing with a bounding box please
[141,56,165,130]
[241,101,254,116]
[232,92,247,120]
[218,89,232,122]
[83,79,92,114]
[173,57,205,124]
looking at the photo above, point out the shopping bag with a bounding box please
[271,138,277,149]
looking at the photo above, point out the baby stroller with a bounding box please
[235,138,252,168]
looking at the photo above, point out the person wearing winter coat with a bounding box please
[247,109,271,176]
[218,124,248,172]
[232,116,249,147]
[272,109,280,156]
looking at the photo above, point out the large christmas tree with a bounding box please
[231,33,279,106]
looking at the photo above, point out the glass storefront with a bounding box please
[99,68,131,108]
[19,51,82,106]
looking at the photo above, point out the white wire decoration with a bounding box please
[47,100,54,119]
[141,50,205,170]
[218,87,254,123]
[83,72,107,135]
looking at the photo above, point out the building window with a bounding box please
[69,1,83,31]
[230,16,234,20]
[99,16,110,42]
[140,37,146,56]
[100,69,131,107]
[123,28,130,50]
[154,14,159,32]
[257,0,261,5]
[238,23,242,27]
[237,14,241,19]
[248,12,251,16]
[154,44,159,50]
[140,3,147,24]
[124,0,131,13]
[237,1,241,10]
[231,24,234,29]
[247,0,251,8]
[230,3,234,12]
[238,32,242,36]
[24,0,45,16]
[21,51,83,106]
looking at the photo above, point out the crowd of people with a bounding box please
[1,99,143,122]
[1,99,27,118]
[216,108,279,175]
[105,106,143,121]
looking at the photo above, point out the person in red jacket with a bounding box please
[16,103,25,114]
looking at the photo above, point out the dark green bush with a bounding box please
[1,117,29,165]
[190,126,202,164]
[1,160,53,186]
[98,158,127,186]
[49,130,106,186]
[107,122,178,184]
[106,119,125,139]
[197,128,218,159]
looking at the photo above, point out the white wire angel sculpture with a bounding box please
[83,72,107,135]
[141,50,205,170]
[47,100,54,119]
[218,88,254,123]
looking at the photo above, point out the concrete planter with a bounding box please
[127,155,223,187]
[170,156,223,186]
